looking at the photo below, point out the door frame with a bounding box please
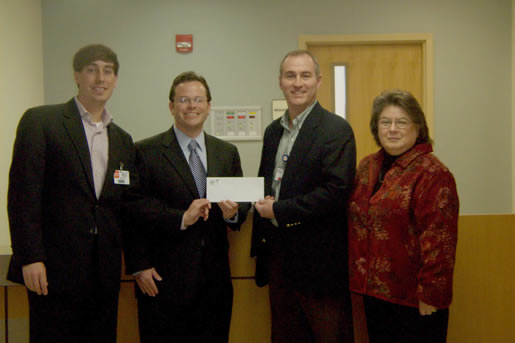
[299,33,434,135]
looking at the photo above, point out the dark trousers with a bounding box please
[28,287,119,343]
[27,236,119,343]
[363,295,449,343]
[137,284,233,343]
[268,243,354,343]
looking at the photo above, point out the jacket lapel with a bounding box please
[262,121,283,195]
[205,133,221,177]
[61,99,96,196]
[266,121,283,167]
[100,125,123,198]
[161,128,200,198]
[282,103,320,181]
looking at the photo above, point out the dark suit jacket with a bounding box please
[123,127,249,304]
[251,102,356,295]
[7,99,136,293]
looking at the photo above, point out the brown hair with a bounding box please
[370,89,432,146]
[73,44,119,75]
[168,71,212,102]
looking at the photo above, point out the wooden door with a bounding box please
[302,34,432,163]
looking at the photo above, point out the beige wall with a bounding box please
[0,0,44,251]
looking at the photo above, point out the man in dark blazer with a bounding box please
[123,71,249,343]
[7,44,136,343]
[252,50,357,343]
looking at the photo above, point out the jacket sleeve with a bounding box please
[8,109,48,266]
[413,168,459,308]
[250,126,271,258]
[122,146,183,273]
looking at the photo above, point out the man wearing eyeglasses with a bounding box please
[123,71,249,342]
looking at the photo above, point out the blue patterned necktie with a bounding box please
[188,140,206,197]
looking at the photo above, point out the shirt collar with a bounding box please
[173,125,206,152]
[74,96,112,127]
[280,100,317,131]
[377,143,433,169]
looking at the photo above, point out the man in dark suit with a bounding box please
[252,50,357,343]
[7,44,136,343]
[123,71,249,343]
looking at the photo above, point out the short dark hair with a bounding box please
[279,49,320,78]
[370,89,433,146]
[73,44,119,75]
[169,71,212,102]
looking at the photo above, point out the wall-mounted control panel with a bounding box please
[206,106,262,141]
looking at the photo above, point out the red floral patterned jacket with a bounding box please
[348,143,459,308]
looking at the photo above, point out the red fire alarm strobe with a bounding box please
[176,34,193,53]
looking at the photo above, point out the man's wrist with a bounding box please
[224,212,238,223]
[181,214,188,230]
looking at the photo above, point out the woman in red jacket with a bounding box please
[348,89,459,342]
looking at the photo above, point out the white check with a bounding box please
[206,177,264,202]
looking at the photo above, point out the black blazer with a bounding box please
[7,99,136,292]
[123,127,249,304]
[251,102,356,295]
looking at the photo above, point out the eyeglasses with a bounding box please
[175,96,207,104]
[378,119,412,129]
